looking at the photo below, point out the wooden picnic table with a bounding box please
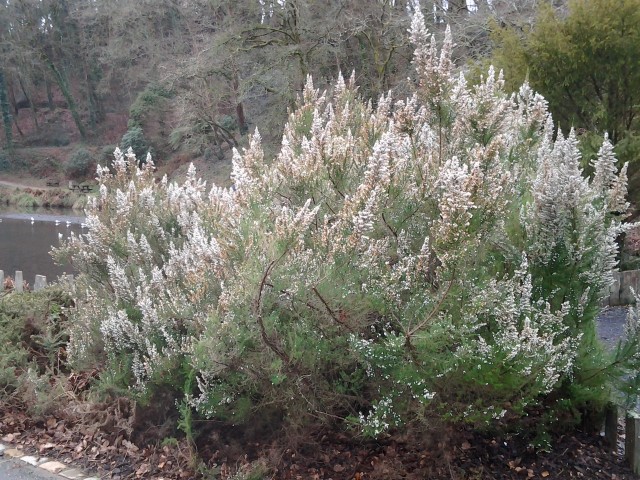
[68,183,93,193]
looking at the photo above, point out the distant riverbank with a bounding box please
[0,183,88,210]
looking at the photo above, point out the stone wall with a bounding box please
[602,270,640,306]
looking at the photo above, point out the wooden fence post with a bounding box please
[604,403,618,450]
[626,412,640,474]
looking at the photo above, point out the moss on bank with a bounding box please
[0,186,89,210]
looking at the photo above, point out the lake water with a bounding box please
[0,207,85,286]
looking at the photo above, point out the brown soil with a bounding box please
[1,400,637,480]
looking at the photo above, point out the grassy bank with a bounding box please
[0,185,89,210]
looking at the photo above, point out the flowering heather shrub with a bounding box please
[56,11,636,435]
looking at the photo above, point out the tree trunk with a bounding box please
[46,58,87,140]
[18,75,39,130]
[7,76,18,115]
[232,70,247,134]
[13,115,24,137]
[7,78,25,136]
[45,76,55,111]
[0,69,13,150]
[448,0,469,15]
[84,60,103,127]
[85,63,97,129]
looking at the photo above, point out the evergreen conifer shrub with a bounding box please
[55,12,639,436]
[64,147,94,179]
[120,126,149,164]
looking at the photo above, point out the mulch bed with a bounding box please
[1,401,637,479]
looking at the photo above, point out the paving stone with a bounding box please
[39,460,67,473]
[20,455,40,466]
[3,448,24,458]
[60,468,87,479]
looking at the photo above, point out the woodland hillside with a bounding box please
[0,0,581,183]
[3,0,639,208]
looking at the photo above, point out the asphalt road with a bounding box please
[0,457,61,480]
[597,305,628,349]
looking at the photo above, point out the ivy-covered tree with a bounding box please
[0,69,12,150]
[0,0,13,150]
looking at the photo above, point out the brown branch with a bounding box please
[243,24,298,45]
[266,283,326,317]
[326,172,346,199]
[407,274,455,339]
[403,274,455,366]
[381,212,398,239]
[397,205,422,229]
[312,287,354,333]
[253,257,290,364]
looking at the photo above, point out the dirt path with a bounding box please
[0,179,54,191]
